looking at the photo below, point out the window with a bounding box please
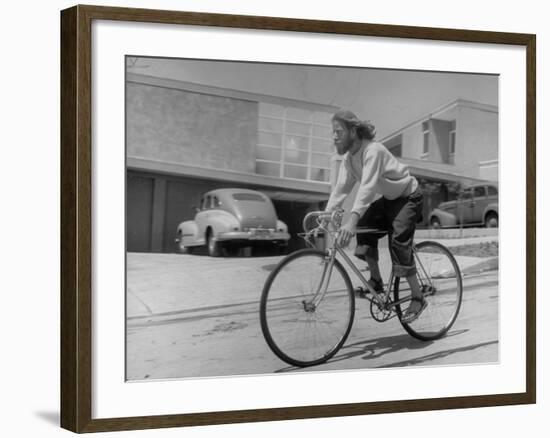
[284,164,308,180]
[449,120,456,164]
[255,161,279,177]
[473,186,486,198]
[422,121,430,158]
[487,186,498,196]
[213,196,221,208]
[311,168,328,182]
[200,195,212,210]
[255,103,333,182]
[232,193,266,202]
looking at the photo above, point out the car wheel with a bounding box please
[430,217,442,229]
[177,233,193,254]
[485,212,498,228]
[206,230,222,257]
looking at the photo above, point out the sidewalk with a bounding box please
[415,227,498,240]
[127,234,498,320]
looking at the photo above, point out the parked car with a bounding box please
[175,188,290,256]
[428,183,498,229]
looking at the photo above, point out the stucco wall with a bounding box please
[389,105,497,180]
[455,106,498,178]
[401,124,423,159]
[126,83,258,173]
[479,163,499,181]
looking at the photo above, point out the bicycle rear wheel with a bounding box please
[393,241,463,341]
[260,249,355,367]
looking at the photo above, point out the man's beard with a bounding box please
[335,140,351,155]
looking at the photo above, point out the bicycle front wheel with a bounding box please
[393,241,463,341]
[260,249,355,367]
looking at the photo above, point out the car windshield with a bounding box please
[232,193,266,202]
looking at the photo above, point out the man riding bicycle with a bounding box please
[325,109,425,323]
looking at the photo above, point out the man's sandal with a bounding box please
[401,297,428,324]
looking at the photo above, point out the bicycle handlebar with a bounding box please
[301,210,387,238]
[302,209,344,234]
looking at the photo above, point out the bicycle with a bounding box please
[260,209,463,367]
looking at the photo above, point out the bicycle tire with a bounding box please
[393,241,463,341]
[260,249,355,367]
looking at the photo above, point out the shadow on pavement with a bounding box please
[378,339,498,368]
[275,329,469,373]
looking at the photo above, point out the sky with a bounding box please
[127,57,498,139]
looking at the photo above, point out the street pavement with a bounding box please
[126,237,499,380]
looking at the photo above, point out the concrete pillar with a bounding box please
[150,177,167,252]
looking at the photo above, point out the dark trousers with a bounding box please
[354,188,424,277]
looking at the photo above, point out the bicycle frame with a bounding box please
[302,210,432,312]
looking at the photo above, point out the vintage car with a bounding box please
[175,188,290,256]
[428,183,498,228]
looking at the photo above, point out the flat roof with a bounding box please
[380,99,498,142]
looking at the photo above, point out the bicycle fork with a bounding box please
[303,248,339,311]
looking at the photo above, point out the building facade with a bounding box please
[333,99,499,225]
[381,99,498,181]
[126,73,498,253]
[126,73,337,252]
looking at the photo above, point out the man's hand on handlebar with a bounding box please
[338,212,360,248]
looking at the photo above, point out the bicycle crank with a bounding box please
[370,299,392,322]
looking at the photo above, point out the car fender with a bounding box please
[483,203,498,220]
[205,210,240,238]
[276,219,288,234]
[430,208,458,227]
[176,220,202,246]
